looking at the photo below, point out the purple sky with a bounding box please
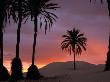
[3,0,110,71]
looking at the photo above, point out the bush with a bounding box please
[0,65,10,81]
[105,51,110,71]
[10,57,24,81]
[26,65,43,80]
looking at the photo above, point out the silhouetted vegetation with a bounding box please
[26,0,59,80]
[105,32,110,71]
[105,51,110,71]
[0,65,9,81]
[1,0,110,81]
[61,28,87,70]
[26,65,42,80]
[8,0,30,80]
[90,0,110,71]
[10,58,23,81]
[0,0,10,81]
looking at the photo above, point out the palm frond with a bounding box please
[0,0,9,30]
[8,0,30,24]
[28,0,59,34]
[76,44,82,55]
[61,27,87,56]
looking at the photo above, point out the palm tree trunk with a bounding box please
[16,0,22,59]
[73,45,76,70]
[0,29,3,66]
[74,51,76,70]
[16,15,22,58]
[32,16,38,65]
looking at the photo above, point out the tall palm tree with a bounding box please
[0,0,10,81]
[8,0,29,80]
[26,0,59,79]
[61,28,87,70]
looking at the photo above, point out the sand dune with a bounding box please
[40,61,101,76]
[39,61,110,82]
[2,61,110,82]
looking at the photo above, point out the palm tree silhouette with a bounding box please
[0,0,10,81]
[26,0,59,80]
[8,0,29,81]
[61,28,87,70]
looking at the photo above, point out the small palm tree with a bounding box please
[0,0,10,81]
[61,28,87,70]
[26,0,59,80]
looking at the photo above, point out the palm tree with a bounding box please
[8,0,29,81]
[26,0,59,80]
[61,28,87,70]
[0,0,10,81]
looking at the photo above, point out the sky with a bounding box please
[3,0,110,72]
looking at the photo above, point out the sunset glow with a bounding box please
[3,0,110,72]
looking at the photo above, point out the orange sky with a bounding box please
[3,38,108,72]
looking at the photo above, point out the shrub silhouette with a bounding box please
[26,65,42,80]
[105,51,110,71]
[10,58,23,81]
[0,65,10,81]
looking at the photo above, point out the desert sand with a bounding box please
[2,61,110,82]
[39,61,110,82]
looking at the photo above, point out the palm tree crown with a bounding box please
[61,28,87,55]
[28,0,59,33]
[0,0,9,29]
[8,0,30,23]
